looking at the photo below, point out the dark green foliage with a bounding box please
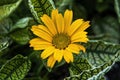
[0,54,31,80]
[66,41,120,80]
[0,0,22,21]
[81,41,120,66]
[28,0,54,23]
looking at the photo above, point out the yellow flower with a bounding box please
[29,9,90,68]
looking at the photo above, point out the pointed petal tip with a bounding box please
[47,55,56,68]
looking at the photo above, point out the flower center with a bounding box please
[52,33,71,49]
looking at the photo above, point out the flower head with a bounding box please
[29,9,90,68]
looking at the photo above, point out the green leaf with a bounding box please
[81,40,120,67]
[28,0,55,23]
[0,0,22,20]
[0,59,7,69]
[0,0,18,5]
[0,18,12,34]
[91,16,119,43]
[0,37,10,52]
[66,50,120,80]
[80,61,114,80]
[0,54,31,80]
[114,0,120,23]
[0,18,12,51]
[0,18,12,53]
[65,40,120,80]
[69,58,92,75]
[66,60,113,80]
[10,17,33,32]
[10,28,30,45]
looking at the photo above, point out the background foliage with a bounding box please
[0,0,120,80]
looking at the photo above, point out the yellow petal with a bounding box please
[56,14,64,33]
[78,21,90,31]
[71,37,89,43]
[54,49,63,62]
[29,38,52,50]
[41,46,55,59]
[64,10,73,33]
[33,44,52,50]
[63,50,73,63]
[78,44,86,52]
[29,38,51,45]
[31,26,52,42]
[37,25,53,36]
[71,31,88,43]
[41,14,57,35]
[66,44,80,54]
[47,55,56,68]
[51,9,59,25]
[71,31,87,39]
[67,19,84,36]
